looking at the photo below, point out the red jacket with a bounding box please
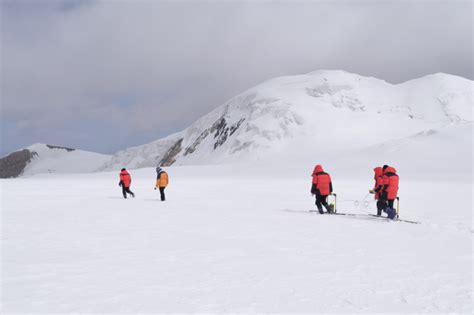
[119,170,132,188]
[373,167,384,200]
[383,166,399,200]
[311,165,333,196]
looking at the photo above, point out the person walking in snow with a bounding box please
[154,166,169,201]
[119,168,135,199]
[369,166,386,216]
[311,164,334,214]
[381,165,399,219]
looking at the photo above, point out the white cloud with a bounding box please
[1,0,472,155]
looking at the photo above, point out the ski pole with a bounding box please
[334,193,337,213]
[396,197,400,219]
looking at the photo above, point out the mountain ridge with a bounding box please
[2,70,472,177]
[101,70,473,170]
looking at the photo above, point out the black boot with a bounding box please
[326,204,334,214]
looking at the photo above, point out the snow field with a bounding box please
[1,165,472,313]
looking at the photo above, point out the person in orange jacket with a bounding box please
[119,168,135,199]
[370,166,386,216]
[381,165,399,219]
[154,166,169,201]
[311,164,333,214]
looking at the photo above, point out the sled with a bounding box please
[335,212,420,224]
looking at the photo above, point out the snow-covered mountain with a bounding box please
[0,143,110,178]
[102,70,473,172]
[3,70,471,177]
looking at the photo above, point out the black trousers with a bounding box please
[387,199,395,208]
[376,191,389,216]
[122,186,134,198]
[376,199,387,216]
[159,187,166,201]
[315,193,331,213]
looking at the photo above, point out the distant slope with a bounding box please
[325,122,473,180]
[0,144,110,178]
[103,70,473,170]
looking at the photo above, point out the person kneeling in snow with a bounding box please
[119,168,135,199]
[154,167,169,201]
[381,166,399,219]
[311,164,334,214]
[369,166,386,216]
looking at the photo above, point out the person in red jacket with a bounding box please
[311,164,333,214]
[381,166,399,219]
[119,168,135,199]
[370,166,386,216]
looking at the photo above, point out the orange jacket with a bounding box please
[156,171,169,188]
[119,170,131,188]
[383,166,399,200]
[373,167,384,200]
[311,164,333,196]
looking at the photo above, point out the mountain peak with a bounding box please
[103,70,472,170]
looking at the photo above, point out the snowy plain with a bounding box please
[1,164,472,313]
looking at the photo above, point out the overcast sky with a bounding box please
[1,0,472,156]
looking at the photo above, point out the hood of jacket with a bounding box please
[312,164,324,175]
[384,166,397,174]
[374,166,383,178]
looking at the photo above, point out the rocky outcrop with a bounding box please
[213,118,245,150]
[46,145,75,152]
[182,117,246,160]
[184,129,211,156]
[159,138,183,166]
[0,149,38,178]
